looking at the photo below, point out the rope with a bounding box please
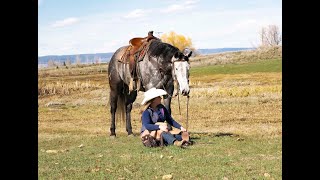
[177,93,181,115]
[186,95,189,130]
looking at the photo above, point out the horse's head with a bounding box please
[172,49,192,96]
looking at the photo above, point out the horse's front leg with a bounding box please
[163,96,172,115]
[163,83,174,115]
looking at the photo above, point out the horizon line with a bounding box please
[38,47,255,57]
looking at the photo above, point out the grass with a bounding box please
[39,135,281,179]
[38,48,282,179]
[191,58,282,76]
[191,46,282,68]
[38,80,102,96]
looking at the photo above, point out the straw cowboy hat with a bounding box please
[141,88,167,105]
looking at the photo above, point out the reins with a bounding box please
[174,81,189,130]
[186,94,189,130]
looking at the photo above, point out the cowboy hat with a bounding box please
[141,88,167,105]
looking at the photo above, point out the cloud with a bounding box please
[162,5,184,13]
[51,17,80,28]
[235,19,257,29]
[124,9,149,19]
[92,40,125,54]
[161,0,198,13]
[185,0,199,5]
[178,7,281,48]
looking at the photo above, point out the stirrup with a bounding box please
[129,77,135,91]
[136,79,140,91]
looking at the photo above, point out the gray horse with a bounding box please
[107,40,192,137]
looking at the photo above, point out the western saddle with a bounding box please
[122,31,160,91]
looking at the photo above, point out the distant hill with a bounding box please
[38,52,114,66]
[38,48,254,66]
[196,48,254,55]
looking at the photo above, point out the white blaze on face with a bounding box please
[174,61,190,95]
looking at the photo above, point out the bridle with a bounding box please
[171,58,183,81]
[154,55,189,97]
[171,56,190,96]
[161,55,191,131]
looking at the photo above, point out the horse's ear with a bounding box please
[179,53,183,59]
[187,51,192,58]
[174,51,179,59]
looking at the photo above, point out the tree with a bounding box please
[65,59,71,66]
[76,55,81,65]
[160,31,195,53]
[95,57,101,64]
[260,25,282,47]
[47,59,55,67]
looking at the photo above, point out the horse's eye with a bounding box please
[175,68,178,70]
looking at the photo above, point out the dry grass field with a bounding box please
[38,46,282,179]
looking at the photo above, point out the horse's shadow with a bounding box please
[131,132,237,139]
[190,132,237,138]
[189,132,239,145]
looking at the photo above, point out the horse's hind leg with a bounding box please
[125,91,137,136]
[125,103,133,136]
[109,89,118,137]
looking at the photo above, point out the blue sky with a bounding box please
[38,0,281,56]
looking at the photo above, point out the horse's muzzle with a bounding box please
[181,89,190,96]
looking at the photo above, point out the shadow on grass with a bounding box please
[110,132,238,139]
[118,131,239,146]
[190,132,238,138]
[189,132,239,145]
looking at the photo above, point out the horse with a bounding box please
[107,39,192,137]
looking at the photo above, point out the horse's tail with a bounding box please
[116,92,126,126]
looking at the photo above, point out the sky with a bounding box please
[38,0,282,56]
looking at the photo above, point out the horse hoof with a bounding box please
[128,134,135,138]
[109,135,116,139]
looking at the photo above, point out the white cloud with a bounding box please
[39,11,136,56]
[124,9,149,19]
[185,0,199,5]
[162,5,184,13]
[176,7,281,49]
[93,40,125,54]
[161,1,197,13]
[51,17,80,28]
[235,19,257,28]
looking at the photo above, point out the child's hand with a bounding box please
[159,124,168,132]
[180,126,187,132]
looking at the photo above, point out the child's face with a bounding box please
[152,96,162,104]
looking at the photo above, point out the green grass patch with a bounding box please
[39,134,281,179]
[191,59,282,76]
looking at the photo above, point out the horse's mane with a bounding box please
[148,40,179,61]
